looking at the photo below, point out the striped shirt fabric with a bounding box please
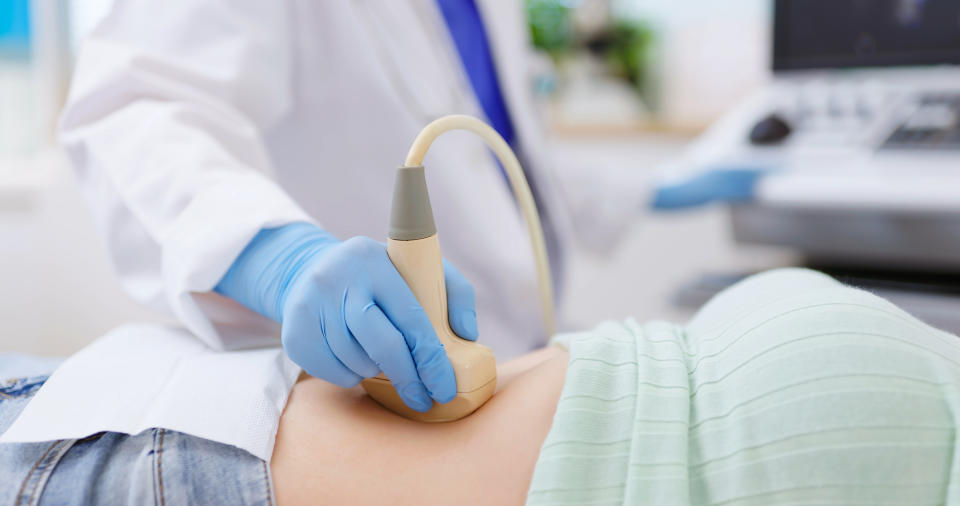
[529,268,960,505]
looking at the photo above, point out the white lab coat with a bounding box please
[60,0,641,359]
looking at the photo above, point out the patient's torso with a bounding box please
[272,268,960,505]
[270,347,568,506]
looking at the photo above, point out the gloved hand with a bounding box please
[215,222,479,412]
[651,167,767,210]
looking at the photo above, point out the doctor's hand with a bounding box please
[215,222,479,412]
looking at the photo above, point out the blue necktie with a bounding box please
[435,0,516,147]
[436,0,564,303]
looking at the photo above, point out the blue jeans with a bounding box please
[0,354,275,505]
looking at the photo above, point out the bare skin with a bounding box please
[270,346,569,506]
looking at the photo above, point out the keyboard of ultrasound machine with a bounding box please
[880,92,960,150]
[775,89,960,152]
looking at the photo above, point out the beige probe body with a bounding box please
[361,115,555,422]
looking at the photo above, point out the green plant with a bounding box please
[526,0,576,58]
[604,21,655,101]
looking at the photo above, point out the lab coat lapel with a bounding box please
[473,0,539,149]
[474,0,576,254]
[352,1,471,122]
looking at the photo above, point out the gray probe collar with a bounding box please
[389,165,437,241]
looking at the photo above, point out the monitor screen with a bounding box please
[773,0,960,71]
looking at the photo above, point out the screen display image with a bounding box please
[774,0,960,70]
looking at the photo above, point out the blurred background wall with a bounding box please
[529,0,770,132]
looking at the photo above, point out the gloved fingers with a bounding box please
[349,301,435,412]
[325,288,380,379]
[442,260,479,341]
[281,305,363,388]
[370,261,457,405]
[405,332,457,404]
[651,167,765,210]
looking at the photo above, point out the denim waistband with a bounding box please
[0,372,275,505]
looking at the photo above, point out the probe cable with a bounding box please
[404,115,556,336]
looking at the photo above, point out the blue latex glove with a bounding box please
[215,222,479,412]
[651,168,767,210]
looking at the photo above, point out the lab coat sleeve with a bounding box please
[545,147,658,253]
[59,0,311,350]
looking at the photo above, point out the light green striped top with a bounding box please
[527,268,960,505]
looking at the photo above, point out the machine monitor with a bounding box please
[773,0,960,70]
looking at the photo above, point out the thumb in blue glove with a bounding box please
[215,222,479,412]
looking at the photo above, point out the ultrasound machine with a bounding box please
[675,0,960,331]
